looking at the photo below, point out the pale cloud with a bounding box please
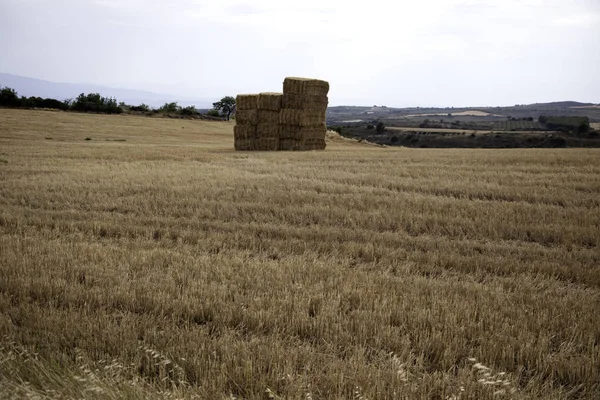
[551,13,600,26]
[1,0,598,106]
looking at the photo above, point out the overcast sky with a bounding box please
[1,0,599,107]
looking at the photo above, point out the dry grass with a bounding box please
[1,109,599,399]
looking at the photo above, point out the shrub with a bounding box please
[0,86,21,107]
[376,122,386,134]
[72,93,122,114]
[23,96,69,110]
[577,122,590,134]
[206,109,221,118]
[130,104,150,112]
[179,106,198,116]
[159,102,180,113]
[548,136,566,147]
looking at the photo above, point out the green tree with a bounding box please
[179,105,198,116]
[0,86,21,107]
[159,102,180,113]
[71,93,121,114]
[130,103,150,112]
[577,122,590,134]
[213,96,236,121]
[376,121,386,134]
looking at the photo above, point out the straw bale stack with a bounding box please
[254,92,282,149]
[279,139,301,151]
[257,110,280,124]
[279,77,329,151]
[234,125,256,140]
[257,92,283,110]
[235,109,257,125]
[256,123,280,139]
[233,77,329,151]
[279,125,302,140]
[233,94,260,150]
[299,124,327,140]
[283,77,330,96]
[282,94,328,113]
[253,138,279,151]
[234,139,253,151]
[236,94,259,110]
[301,138,326,150]
[279,109,326,126]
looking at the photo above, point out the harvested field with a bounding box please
[1,109,599,399]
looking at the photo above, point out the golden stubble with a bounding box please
[0,109,599,399]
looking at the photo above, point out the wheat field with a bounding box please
[0,109,599,399]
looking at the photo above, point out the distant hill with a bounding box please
[327,101,600,124]
[528,101,595,108]
[0,73,213,109]
[328,101,597,113]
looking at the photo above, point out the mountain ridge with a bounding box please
[0,73,214,109]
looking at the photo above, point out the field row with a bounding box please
[1,110,599,399]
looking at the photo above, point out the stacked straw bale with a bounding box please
[233,77,329,151]
[255,92,282,151]
[280,77,329,151]
[234,94,259,151]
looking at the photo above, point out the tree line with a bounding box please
[0,86,236,119]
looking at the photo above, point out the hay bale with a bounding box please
[235,109,257,125]
[253,138,279,151]
[234,125,257,140]
[234,77,329,151]
[300,124,327,139]
[300,138,326,151]
[279,109,326,126]
[236,94,259,110]
[257,110,280,124]
[234,139,254,151]
[282,94,328,112]
[279,139,301,151]
[304,80,330,96]
[256,123,280,138]
[257,92,283,111]
[279,124,302,140]
[283,77,329,96]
